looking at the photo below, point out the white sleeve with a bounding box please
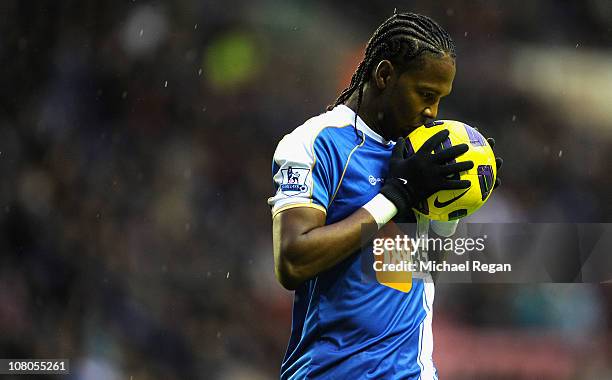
[430,219,459,237]
[267,130,332,217]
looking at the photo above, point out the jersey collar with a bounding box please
[335,105,393,146]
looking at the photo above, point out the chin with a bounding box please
[399,126,417,138]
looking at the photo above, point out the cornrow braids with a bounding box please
[327,12,455,137]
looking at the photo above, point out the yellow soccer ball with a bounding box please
[405,120,497,221]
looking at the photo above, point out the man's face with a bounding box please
[381,54,456,139]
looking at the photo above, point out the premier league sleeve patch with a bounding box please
[280,166,310,196]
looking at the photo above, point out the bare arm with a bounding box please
[272,206,378,290]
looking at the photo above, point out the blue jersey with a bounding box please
[268,105,438,380]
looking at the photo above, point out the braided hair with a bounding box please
[328,12,455,136]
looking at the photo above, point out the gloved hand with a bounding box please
[485,137,503,189]
[380,129,474,216]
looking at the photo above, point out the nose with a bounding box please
[423,104,439,119]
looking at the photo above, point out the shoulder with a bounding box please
[274,108,357,162]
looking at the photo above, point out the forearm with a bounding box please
[274,208,379,289]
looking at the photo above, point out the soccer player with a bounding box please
[268,12,495,379]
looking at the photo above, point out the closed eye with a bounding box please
[421,92,436,102]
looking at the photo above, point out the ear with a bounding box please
[373,60,395,90]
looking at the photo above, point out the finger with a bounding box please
[493,177,501,189]
[419,129,450,152]
[440,179,472,190]
[495,157,503,170]
[425,120,444,128]
[433,143,469,163]
[391,137,406,160]
[440,160,474,175]
[487,137,495,148]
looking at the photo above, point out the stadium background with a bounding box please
[1,1,611,379]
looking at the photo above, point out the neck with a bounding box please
[343,90,387,139]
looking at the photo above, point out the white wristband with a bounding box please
[362,193,398,229]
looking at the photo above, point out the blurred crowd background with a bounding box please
[1,1,611,379]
